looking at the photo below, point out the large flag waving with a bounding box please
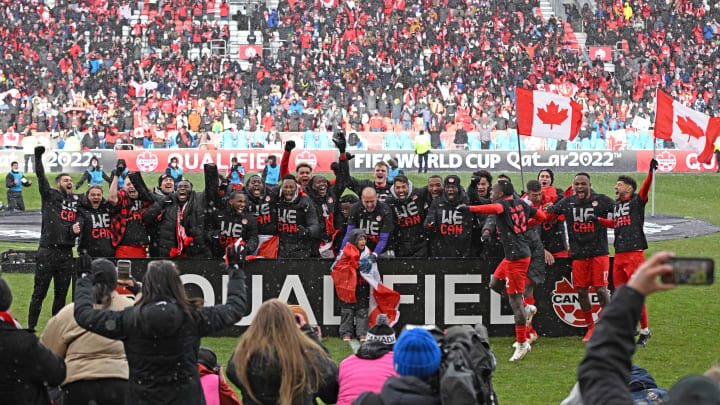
[517,88,583,141]
[654,89,720,164]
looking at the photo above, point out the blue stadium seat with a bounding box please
[237,130,248,149]
[221,130,235,149]
[304,130,317,149]
[385,132,399,149]
[580,138,591,150]
[169,135,177,148]
[566,141,576,150]
[253,130,265,147]
[545,138,557,151]
[317,131,331,149]
[592,138,606,149]
[468,132,482,150]
[398,131,412,149]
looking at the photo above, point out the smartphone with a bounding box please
[117,260,132,281]
[661,257,714,285]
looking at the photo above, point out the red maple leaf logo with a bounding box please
[536,101,568,130]
[676,115,705,142]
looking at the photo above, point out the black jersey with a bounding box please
[77,200,115,258]
[243,186,277,235]
[346,200,394,253]
[207,207,259,258]
[550,192,615,259]
[612,194,648,253]
[475,197,538,261]
[386,183,428,257]
[425,192,474,257]
[541,187,567,255]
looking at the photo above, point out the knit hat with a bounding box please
[0,277,12,311]
[393,328,441,379]
[667,375,720,405]
[91,258,117,286]
[198,347,220,373]
[366,314,396,346]
[444,175,461,187]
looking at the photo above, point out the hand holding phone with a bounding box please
[117,260,132,281]
[660,257,714,285]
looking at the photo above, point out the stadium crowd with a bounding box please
[0,0,719,150]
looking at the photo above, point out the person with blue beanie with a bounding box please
[353,327,441,405]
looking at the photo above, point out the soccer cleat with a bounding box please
[636,331,652,347]
[582,328,594,342]
[359,336,367,342]
[342,336,352,342]
[525,304,537,327]
[510,341,531,362]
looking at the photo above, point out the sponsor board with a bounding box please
[636,150,718,172]
[75,257,585,337]
[552,278,602,327]
[0,150,116,173]
[351,150,637,172]
[116,149,338,172]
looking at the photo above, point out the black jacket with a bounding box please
[226,324,339,405]
[36,151,80,248]
[353,376,440,405]
[243,185,277,236]
[0,322,67,405]
[143,191,210,258]
[578,285,643,405]
[73,266,248,405]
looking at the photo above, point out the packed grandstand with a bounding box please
[0,0,718,152]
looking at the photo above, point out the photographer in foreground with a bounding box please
[73,244,248,405]
[578,252,720,404]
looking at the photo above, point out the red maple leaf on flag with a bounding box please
[675,115,705,142]
[536,101,568,130]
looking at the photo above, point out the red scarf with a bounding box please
[170,202,193,257]
[0,311,22,329]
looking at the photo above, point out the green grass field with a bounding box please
[1,170,719,404]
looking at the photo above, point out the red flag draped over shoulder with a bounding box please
[517,88,583,141]
[654,89,720,164]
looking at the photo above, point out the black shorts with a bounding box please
[526,236,546,285]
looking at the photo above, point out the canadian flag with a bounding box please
[654,89,720,164]
[517,88,583,141]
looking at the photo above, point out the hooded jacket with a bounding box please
[207,202,260,259]
[36,151,81,249]
[73,266,248,405]
[337,344,395,405]
[424,186,473,257]
[385,180,428,257]
[353,376,441,405]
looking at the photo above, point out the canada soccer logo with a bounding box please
[136,151,158,172]
[295,150,317,169]
[552,278,602,327]
[655,151,676,172]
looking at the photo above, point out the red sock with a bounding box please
[524,296,535,306]
[516,325,527,343]
[583,311,595,329]
[640,304,648,329]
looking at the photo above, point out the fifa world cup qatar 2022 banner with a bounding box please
[8,148,714,173]
[118,257,606,337]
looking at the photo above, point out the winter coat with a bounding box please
[338,345,396,405]
[225,324,339,405]
[143,191,210,258]
[353,375,440,405]
[40,292,134,385]
[73,266,248,405]
[386,182,428,257]
[0,321,67,405]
